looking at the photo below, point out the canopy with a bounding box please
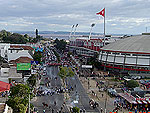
[118,93,137,104]
[0,81,10,92]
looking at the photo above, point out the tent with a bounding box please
[0,81,10,92]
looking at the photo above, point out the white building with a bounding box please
[99,34,150,74]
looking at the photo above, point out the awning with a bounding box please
[142,100,147,104]
[146,99,150,104]
[0,81,10,92]
[118,93,136,104]
[132,101,137,104]
[136,100,142,104]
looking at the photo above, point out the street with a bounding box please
[32,47,100,113]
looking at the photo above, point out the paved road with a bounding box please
[66,73,100,113]
[32,66,69,113]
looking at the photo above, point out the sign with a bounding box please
[17,63,31,71]
[82,65,92,69]
[31,61,38,65]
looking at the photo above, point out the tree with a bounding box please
[58,67,74,87]
[6,84,31,113]
[126,80,139,89]
[72,107,80,113]
[10,84,30,98]
[35,29,38,38]
[33,51,42,63]
[54,38,67,52]
[27,74,36,88]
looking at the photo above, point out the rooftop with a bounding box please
[10,45,34,50]
[101,35,150,53]
[9,57,33,64]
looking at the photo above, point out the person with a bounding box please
[52,109,54,113]
[54,101,56,106]
[100,108,103,113]
[102,93,104,97]
[43,109,45,113]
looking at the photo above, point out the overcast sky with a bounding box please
[1,0,150,34]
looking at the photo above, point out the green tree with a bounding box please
[126,80,139,89]
[72,107,80,113]
[6,84,31,113]
[27,74,36,88]
[58,67,74,87]
[35,29,38,38]
[54,38,67,52]
[10,84,30,98]
[33,51,42,63]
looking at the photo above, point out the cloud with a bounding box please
[0,0,150,34]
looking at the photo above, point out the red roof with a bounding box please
[0,81,10,92]
[10,45,34,50]
[10,57,33,64]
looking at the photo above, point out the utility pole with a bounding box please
[28,93,30,113]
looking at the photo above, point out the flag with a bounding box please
[96,8,105,17]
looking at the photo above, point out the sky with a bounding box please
[0,0,150,34]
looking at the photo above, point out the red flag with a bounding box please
[96,8,105,17]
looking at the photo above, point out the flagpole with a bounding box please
[104,8,105,46]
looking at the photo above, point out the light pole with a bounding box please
[73,24,79,36]
[69,25,75,40]
[89,23,95,40]
[104,80,109,113]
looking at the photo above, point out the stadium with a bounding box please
[99,34,150,75]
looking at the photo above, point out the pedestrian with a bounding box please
[54,101,56,106]
[74,84,76,88]
[43,109,45,113]
[52,109,54,113]
[100,108,103,113]
[61,106,63,111]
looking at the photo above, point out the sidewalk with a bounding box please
[78,76,131,113]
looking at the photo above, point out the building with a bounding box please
[69,36,118,57]
[0,103,13,113]
[99,34,150,74]
[69,37,103,57]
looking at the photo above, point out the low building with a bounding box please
[0,103,13,113]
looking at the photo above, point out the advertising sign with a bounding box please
[31,61,38,65]
[17,63,31,71]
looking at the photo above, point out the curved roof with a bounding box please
[101,35,150,53]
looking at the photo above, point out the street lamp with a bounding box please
[89,23,95,40]
[73,24,79,36]
[104,80,109,113]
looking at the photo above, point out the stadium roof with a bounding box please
[101,35,150,54]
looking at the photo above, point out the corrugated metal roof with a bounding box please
[102,35,150,53]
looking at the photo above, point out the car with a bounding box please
[139,80,145,84]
